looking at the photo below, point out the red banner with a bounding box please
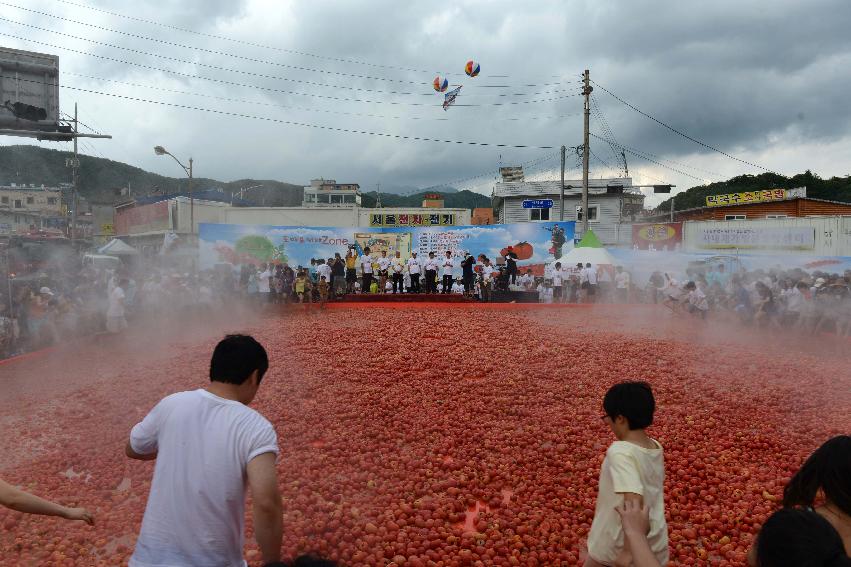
[632,222,683,250]
[115,201,169,235]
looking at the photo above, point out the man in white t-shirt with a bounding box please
[585,262,599,303]
[407,252,422,293]
[376,250,392,294]
[126,335,282,567]
[424,252,439,294]
[106,277,128,333]
[614,266,631,303]
[552,262,564,303]
[315,260,332,289]
[390,251,405,294]
[359,247,374,293]
[257,264,272,303]
[441,250,455,294]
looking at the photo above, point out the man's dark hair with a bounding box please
[757,508,851,567]
[783,435,851,516]
[603,381,655,430]
[210,335,269,385]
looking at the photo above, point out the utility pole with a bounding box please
[581,69,592,234]
[71,103,79,241]
[559,145,566,221]
[670,194,675,222]
[188,157,194,235]
[622,149,629,177]
[375,183,382,208]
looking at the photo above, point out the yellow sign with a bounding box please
[101,223,114,235]
[369,213,454,227]
[706,189,786,207]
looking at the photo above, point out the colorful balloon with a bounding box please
[433,76,449,92]
[465,60,480,77]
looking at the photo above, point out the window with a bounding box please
[576,205,599,222]
[330,194,344,204]
[765,214,787,219]
[1,196,7,204]
[26,197,34,204]
[14,199,21,208]
[530,208,550,221]
[47,197,57,205]
[725,214,747,220]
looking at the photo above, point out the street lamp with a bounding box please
[154,146,194,234]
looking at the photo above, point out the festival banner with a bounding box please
[631,222,683,250]
[198,221,575,272]
[696,226,815,250]
[706,189,786,207]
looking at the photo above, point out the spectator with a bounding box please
[615,266,631,303]
[257,264,273,304]
[552,262,564,303]
[294,270,311,304]
[0,302,15,358]
[586,262,599,302]
[683,281,709,319]
[754,508,850,567]
[106,278,128,334]
[318,275,330,305]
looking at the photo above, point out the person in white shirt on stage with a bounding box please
[424,252,439,294]
[390,251,405,294]
[451,279,464,294]
[441,250,455,294]
[407,252,422,293]
[359,247,374,293]
[518,269,534,291]
[479,255,494,302]
[376,250,392,294]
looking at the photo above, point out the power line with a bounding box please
[420,151,566,192]
[45,80,561,149]
[63,71,584,123]
[591,79,771,172]
[0,33,582,109]
[0,10,578,97]
[45,0,572,87]
[590,133,706,182]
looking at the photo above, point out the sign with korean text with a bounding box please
[706,189,786,207]
[631,222,683,250]
[369,213,455,227]
[522,199,554,209]
[696,226,815,250]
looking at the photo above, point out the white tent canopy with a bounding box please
[97,238,139,256]
[554,246,615,266]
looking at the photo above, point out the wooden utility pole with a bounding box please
[581,70,592,234]
[559,145,566,221]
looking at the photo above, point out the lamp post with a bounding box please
[154,146,194,234]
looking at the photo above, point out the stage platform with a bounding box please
[337,292,475,303]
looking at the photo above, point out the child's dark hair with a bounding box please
[603,381,655,430]
[756,508,851,567]
[210,335,269,385]
[783,435,851,516]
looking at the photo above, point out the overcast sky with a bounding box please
[3,0,850,206]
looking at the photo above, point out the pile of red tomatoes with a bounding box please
[1,304,848,566]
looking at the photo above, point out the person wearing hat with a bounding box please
[504,246,519,285]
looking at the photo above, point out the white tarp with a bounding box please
[97,238,139,256]
[554,246,616,267]
[695,226,816,250]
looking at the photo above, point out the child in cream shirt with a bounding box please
[585,382,668,567]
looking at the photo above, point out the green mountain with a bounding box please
[657,171,851,212]
[0,145,304,206]
[0,145,491,209]
[360,190,491,209]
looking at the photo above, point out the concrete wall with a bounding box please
[682,216,851,256]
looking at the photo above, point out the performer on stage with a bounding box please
[441,250,455,294]
[391,251,405,294]
[504,246,519,284]
[424,252,439,294]
[461,251,476,297]
[359,247,374,293]
[376,250,391,294]
[407,252,422,293]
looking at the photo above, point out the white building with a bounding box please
[492,176,644,246]
[302,179,362,207]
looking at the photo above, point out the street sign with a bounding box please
[522,199,553,209]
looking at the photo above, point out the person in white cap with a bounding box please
[107,277,129,333]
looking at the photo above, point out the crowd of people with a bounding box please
[2,338,849,566]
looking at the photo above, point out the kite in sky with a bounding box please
[443,86,462,111]
[435,59,480,111]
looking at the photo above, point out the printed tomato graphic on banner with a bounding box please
[501,242,534,260]
[234,235,277,262]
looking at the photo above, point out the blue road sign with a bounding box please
[522,199,554,209]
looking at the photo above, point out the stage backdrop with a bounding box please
[199,221,575,273]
